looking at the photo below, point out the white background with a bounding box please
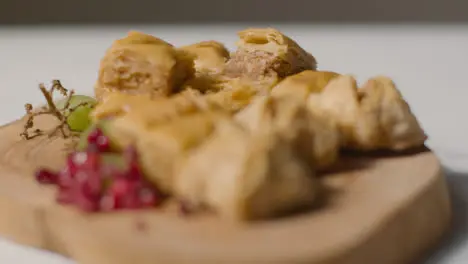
[0,24,467,263]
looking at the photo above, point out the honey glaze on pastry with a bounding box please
[178,40,233,93]
[95,31,194,100]
[224,28,318,93]
[271,70,340,100]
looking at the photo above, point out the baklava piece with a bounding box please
[307,75,427,151]
[174,119,319,221]
[235,95,340,169]
[179,40,233,93]
[135,112,228,192]
[224,28,318,92]
[95,31,193,100]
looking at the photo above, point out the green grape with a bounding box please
[67,105,93,131]
[56,94,96,111]
[56,95,97,132]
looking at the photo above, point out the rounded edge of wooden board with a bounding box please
[54,151,451,264]
[0,118,453,264]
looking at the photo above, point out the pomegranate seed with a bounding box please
[87,128,111,153]
[35,169,58,184]
[82,174,102,197]
[95,135,110,152]
[74,182,100,212]
[74,171,88,183]
[110,178,134,196]
[84,152,100,170]
[87,128,103,144]
[125,162,142,180]
[74,169,100,184]
[100,194,118,211]
[57,167,74,188]
[72,152,88,165]
[48,144,163,213]
[120,146,142,180]
[100,164,124,180]
[120,193,141,209]
[69,152,100,171]
[86,143,100,153]
[66,154,79,177]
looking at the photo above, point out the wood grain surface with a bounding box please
[0,115,452,264]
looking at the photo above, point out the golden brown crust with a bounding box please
[235,95,340,169]
[178,40,229,75]
[174,119,319,221]
[136,112,227,192]
[224,28,318,83]
[203,79,259,113]
[91,80,257,125]
[271,70,340,100]
[307,75,427,151]
[352,76,427,150]
[181,74,234,93]
[113,31,174,46]
[91,89,210,126]
[177,41,231,93]
[94,32,193,100]
[237,28,317,70]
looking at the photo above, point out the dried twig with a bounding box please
[21,80,89,141]
[59,89,76,113]
[50,80,68,96]
[39,83,64,122]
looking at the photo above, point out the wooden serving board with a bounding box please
[0,115,452,264]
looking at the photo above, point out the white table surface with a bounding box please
[0,24,467,263]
